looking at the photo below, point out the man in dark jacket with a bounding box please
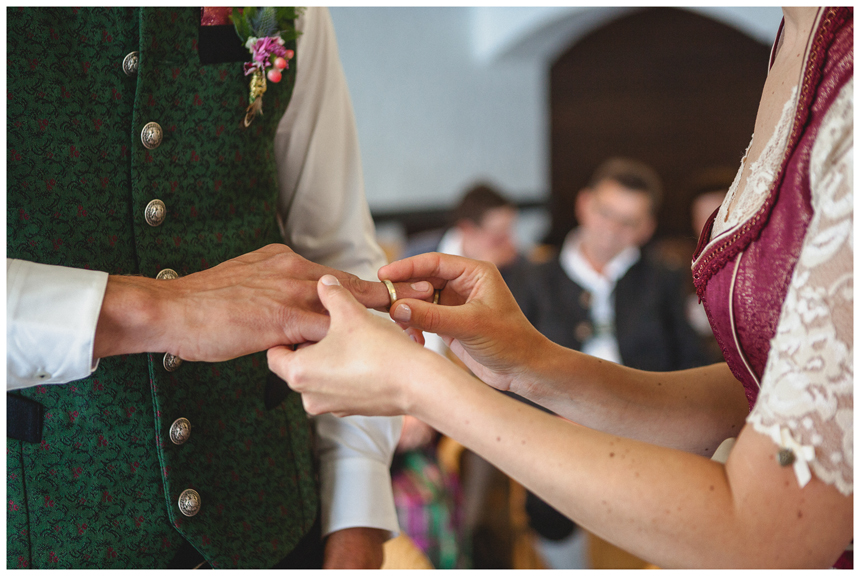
[506,157,706,568]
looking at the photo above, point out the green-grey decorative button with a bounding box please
[145,199,166,227]
[156,268,179,280]
[163,353,183,372]
[178,489,201,517]
[141,121,163,149]
[170,417,191,445]
[122,51,139,76]
[574,321,593,342]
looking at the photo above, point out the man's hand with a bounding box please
[323,527,388,569]
[93,243,433,362]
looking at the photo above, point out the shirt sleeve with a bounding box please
[273,7,402,537]
[7,258,108,390]
[747,78,853,496]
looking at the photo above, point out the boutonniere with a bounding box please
[230,7,304,127]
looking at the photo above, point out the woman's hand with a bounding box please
[380,252,552,393]
[267,275,445,417]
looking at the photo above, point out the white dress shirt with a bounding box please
[558,230,640,364]
[6,7,399,538]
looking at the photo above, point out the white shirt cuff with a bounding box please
[7,259,108,389]
[318,455,400,538]
[315,413,402,537]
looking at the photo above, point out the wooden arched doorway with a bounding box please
[546,8,772,248]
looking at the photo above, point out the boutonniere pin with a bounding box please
[231,7,304,127]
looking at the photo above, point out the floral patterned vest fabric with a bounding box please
[7,8,317,568]
[691,8,853,411]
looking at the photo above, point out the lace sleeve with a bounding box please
[747,79,853,496]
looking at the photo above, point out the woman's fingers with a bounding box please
[316,274,376,323]
[389,297,470,338]
[267,274,424,417]
[380,252,481,285]
[266,345,297,376]
[402,326,425,346]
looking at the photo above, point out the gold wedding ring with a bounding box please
[382,279,398,309]
[433,289,441,305]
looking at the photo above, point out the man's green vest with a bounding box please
[7,8,317,568]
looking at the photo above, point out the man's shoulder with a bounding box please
[625,248,688,281]
[506,254,583,300]
[617,249,692,304]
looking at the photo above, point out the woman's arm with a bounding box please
[417,358,851,567]
[382,253,748,455]
[269,276,852,568]
[518,345,746,456]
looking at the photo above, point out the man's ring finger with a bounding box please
[383,279,398,309]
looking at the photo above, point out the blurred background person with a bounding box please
[402,182,520,268]
[686,175,733,364]
[691,188,729,240]
[506,157,708,569]
[389,413,467,569]
[652,166,735,365]
[509,156,706,380]
[391,183,523,568]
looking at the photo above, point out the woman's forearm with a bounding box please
[406,358,850,568]
[508,340,749,455]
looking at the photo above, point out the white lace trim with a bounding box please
[746,78,853,496]
[712,86,797,238]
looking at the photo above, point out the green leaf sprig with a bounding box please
[231,7,304,45]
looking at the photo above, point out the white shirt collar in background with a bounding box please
[559,230,640,292]
[559,230,640,364]
[437,227,465,257]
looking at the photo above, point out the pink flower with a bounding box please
[246,36,288,75]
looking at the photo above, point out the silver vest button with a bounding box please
[574,321,593,342]
[169,417,191,445]
[144,199,166,227]
[178,489,201,517]
[122,51,139,76]
[579,291,592,309]
[141,121,163,149]
[156,268,179,280]
[163,353,183,372]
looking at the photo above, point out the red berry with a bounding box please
[267,69,282,83]
[274,57,287,70]
[285,49,294,60]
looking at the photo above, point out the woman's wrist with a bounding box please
[506,333,565,401]
[401,347,469,419]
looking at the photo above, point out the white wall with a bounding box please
[330,7,547,213]
[329,7,784,218]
